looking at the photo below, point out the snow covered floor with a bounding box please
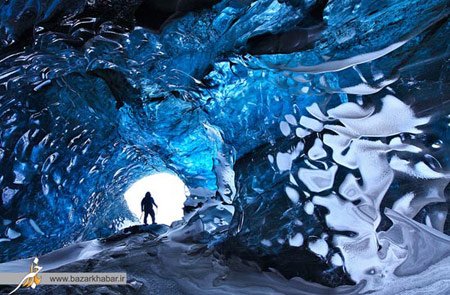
[0,225,448,295]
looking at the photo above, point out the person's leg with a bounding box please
[143,211,148,225]
[149,209,156,224]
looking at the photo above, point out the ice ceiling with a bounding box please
[0,0,449,291]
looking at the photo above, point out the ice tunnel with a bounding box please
[0,0,449,292]
[123,173,188,226]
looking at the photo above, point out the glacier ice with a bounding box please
[0,0,449,292]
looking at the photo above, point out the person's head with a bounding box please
[145,192,151,198]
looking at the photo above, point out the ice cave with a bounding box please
[0,0,449,294]
[123,173,188,226]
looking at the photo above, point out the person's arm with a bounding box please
[141,198,145,211]
[152,198,158,208]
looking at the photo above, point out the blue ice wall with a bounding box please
[0,0,314,261]
[0,0,449,290]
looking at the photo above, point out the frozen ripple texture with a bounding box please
[0,0,449,292]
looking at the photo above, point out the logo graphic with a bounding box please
[9,257,42,294]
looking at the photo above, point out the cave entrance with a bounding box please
[124,173,189,226]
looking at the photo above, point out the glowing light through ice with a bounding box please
[124,173,188,226]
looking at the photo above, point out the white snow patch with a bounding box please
[392,192,415,216]
[339,174,362,201]
[299,116,323,132]
[328,102,375,119]
[285,114,297,125]
[298,165,338,192]
[289,233,304,247]
[282,40,409,74]
[304,201,314,215]
[341,77,397,95]
[280,121,291,136]
[390,156,446,179]
[305,103,329,121]
[295,127,311,138]
[285,186,300,204]
[308,138,327,160]
[289,174,298,186]
[331,253,344,266]
[276,142,304,172]
[326,95,429,137]
[309,238,329,258]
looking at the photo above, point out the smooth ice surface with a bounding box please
[308,238,329,258]
[0,0,449,292]
[307,138,327,160]
[298,165,338,193]
[285,186,300,204]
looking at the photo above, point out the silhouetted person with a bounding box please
[141,192,158,225]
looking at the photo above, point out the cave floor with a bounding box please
[1,225,448,295]
[0,225,355,295]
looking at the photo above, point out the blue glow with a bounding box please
[0,0,448,290]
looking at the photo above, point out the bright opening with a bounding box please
[124,173,188,225]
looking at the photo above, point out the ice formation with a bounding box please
[0,0,449,292]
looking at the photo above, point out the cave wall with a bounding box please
[0,0,449,291]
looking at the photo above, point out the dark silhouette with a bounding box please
[141,192,158,225]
